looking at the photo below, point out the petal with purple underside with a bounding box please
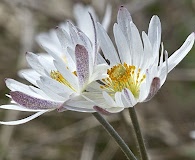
[144,77,160,102]
[93,106,112,115]
[75,44,89,90]
[10,91,61,110]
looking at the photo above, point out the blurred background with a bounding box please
[0,0,195,159]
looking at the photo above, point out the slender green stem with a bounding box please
[92,112,137,160]
[129,107,149,160]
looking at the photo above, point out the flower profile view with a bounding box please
[92,6,195,113]
[0,4,111,125]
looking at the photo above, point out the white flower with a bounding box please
[0,4,111,125]
[89,6,195,114]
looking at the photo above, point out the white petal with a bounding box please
[129,21,143,67]
[26,52,46,75]
[18,69,40,87]
[97,23,120,66]
[104,107,124,113]
[117,6,132,45]
[0,104,47,112]
[37,80,66,101]
[166,32,194,73]
[74,4,96,42]
[122,88,137,107]
[148,15,161,65]
[102,91,117,107]
[40,76,73,96]
[0,111,48,125]
[115,92,124,107]
[5,79,43,99]
[90,64,108,82]
[113,23,131,64]
[53,60,79,92]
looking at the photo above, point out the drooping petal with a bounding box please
[10,91,61,110]
[0,111,48,125]
[75,44,89,90]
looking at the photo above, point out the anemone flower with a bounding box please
[91,6,195,114]
[0,7,110,125]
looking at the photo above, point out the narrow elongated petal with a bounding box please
[0,111,48,125]
[61,105,95,112]
[166,32,195,73]
[75,44,89,90]
[97,23,120,66]
[148,16,161,65]
[10,91,61,110]
[0,104,47,112]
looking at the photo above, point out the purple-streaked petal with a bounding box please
[93,106,112,115]
[0,110,48,125]
[144,77,160,102]
[10,91,61,110]
[75,44,89,89]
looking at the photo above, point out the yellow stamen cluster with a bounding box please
[50,71,76,92]
[101,63,146,98]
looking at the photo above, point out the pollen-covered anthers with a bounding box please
[100,63,146,98]
[50,70,76,91]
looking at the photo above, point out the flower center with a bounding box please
[101,63,146,98]
[50,71,76,92]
